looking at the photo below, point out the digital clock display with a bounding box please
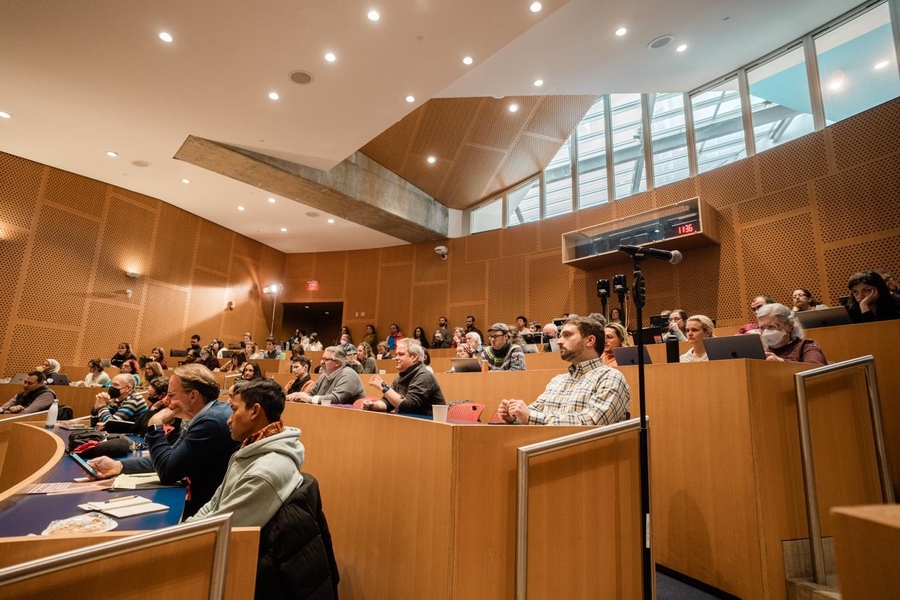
[674,221,698,236]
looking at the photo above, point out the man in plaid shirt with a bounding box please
[497,315,630,425]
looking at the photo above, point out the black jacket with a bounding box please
[256,473,340,600]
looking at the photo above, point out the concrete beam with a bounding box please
[174,136,449,244]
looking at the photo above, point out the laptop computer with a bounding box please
[45,373,69,386]
[548,340,561,353]
[169,349,187,357]
[704,335,767,361]
[612,346,652,366]
[8,373,26,384]
[795,306,852,329]
[450,358,482,373]
[521,344,539,354]
[649,315,667,328]
[635,327,663,345]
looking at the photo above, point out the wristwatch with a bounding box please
[147,424,165,435]
[381,382,390,394]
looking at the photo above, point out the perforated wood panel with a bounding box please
[411,282,449,333]
[741,213,819,307]
[43,169,106,217]
[377,264,413,333]
[539,213,576,251]
[576,203,614,229]
[696,158,758,209]
[439,145,506,207]
[494,135,562,191]
[737,184,809,225]
[18,205,99,326]
[712,207,743,321]
[653,177,698,209]
[409,99,479,164]
[233,233,263,262]
[196,220,234,273]
[283,252,316,282]
[149,203,197,286]
[486,256,528,326]
[7,325,79,377]
[112,186,159,210]
[525,95,599,139]
[757,131,828,195]
[94,198,154,306]
[141,282,189,355]
[816,153,900,244]
[414,242,449,283]
[379,244,412,265]
[343,248,380,319]
[466,229,501,263]
[312,252,348,299]
[0,228,29,355]
[823,237,900,304]
[831,99,900,171]
[501,223,539,258]
[613,191,654,218]
[224,257,260,339]
[448,305,485,335]
[80,301,139,366]
[187,269,227,343]
[449,244,486,305]
[529,253,572,324]
[0,153,43,229]
[468,96,542,150]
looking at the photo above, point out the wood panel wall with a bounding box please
[0,154,284,377]
[281,97,900,338]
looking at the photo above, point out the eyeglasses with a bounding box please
[488,333,506,340]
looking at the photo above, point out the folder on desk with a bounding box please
[79,496,168,518]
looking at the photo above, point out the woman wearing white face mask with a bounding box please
[757,303,827,364]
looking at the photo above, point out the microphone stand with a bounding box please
[599,295,608,320]
[631,257,655,600]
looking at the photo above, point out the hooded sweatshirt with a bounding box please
[186,426,305,527]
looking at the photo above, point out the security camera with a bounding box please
[435,245,448,260]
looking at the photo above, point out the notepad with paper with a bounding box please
[78,496,169,518]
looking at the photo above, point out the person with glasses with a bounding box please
[292,346,364,406]
[88,364,240,518]
[480,323,525,371]
[664,310,688,342]
[363,339,446,416]
[738,295,775,334]
[790,289,828,312]
[92,373,148,429]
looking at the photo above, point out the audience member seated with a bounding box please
[150,346,168,370]
[241,362,264,381]
[847,270,900,323]
[791,288,828,312]
[412,326,430,349]
[515,316,530,336]
[304,333,323,352]
[290,343,305,360]
[450,326,466,348]
[247,343,264,359]
[529,321,542,333]
[185,379,305,527]
[738,295,774,334]
[92,373,148,427]
[386,323,404,351]
[293,346,365,406]
[376,341,392,360]
[541,323,559,351]
[464,331,483,353]
[143,361,164,386]
[363,339,446,416]
[345,344,363,373]
[757,303,828,364]
[362,324,378,350]
[1,371,56,414]
[680,315,715,363]
[285,356,314,400]
[263,337,282,359]
[119,358,142,388]
[436,316,450,344]
[88,364,241,518]
[464,315,484,341]
[874,269,900,296]
[111,342,137,369]
[132,377,181,442]
[241,332,254,350]
[35,358,61,377]
[602,323,629,366]
[664,310,688,342]
[356,343,377,374]
[211,339,226,360]
[497,315,631,426]
[184,349,201,364]
[199,345,221,370]
[220,350,247,373]
[480,323,525,371]
[431,330,451,348]
[73,358,111,387]
[608,308,623,326]
[187,334,202,354]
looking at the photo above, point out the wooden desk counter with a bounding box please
[0,384,97,418]
[0,422,64,501]
[283,403,643,600]
[832,504,900,600]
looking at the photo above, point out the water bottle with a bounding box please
[46,398,59,428]
[666,333,680,364]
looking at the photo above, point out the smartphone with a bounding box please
[68,452,105,480]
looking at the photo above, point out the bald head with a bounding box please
[111,373,135,394]
[542,324,558,339]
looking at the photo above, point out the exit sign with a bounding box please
[307,280,319,291]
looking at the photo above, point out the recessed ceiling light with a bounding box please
[327,218,335,224]
[131,159,151,168]
[305,211,320,217]
[238,206,245,211]
[676,44,688,52]
[0,111,11,119]
[530,2,542,12]
[615,27,627,36]
[427,156,437,164]
[159,32,173,43]
[533,79,543,87]
[280,227,287,232]
[268,91,280,100]
[463,56,473,65]
[508,103,519,113]
[405,95,415,103]
[182,178,190,184]
[875,60,889,70]
[368,10,380,21]
[268,197,276,204]
[106,151,118,157]
[325,52,336,62]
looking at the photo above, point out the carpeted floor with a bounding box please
[656,570,730,599]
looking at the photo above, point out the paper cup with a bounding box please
[379,369,386,375]
[321,398,332,406]
[432,405,448,423]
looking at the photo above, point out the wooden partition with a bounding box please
[0,384,98,418]
[831,504,900,600]
[283,403,643,599]
[0,527,259,599]
[0,423,65,501]
[644,360,882,600]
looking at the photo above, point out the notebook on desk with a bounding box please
[450,358,481,373]
[795,306,852,329]
[704,335,767,361]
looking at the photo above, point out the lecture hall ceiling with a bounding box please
[0,0,861,252]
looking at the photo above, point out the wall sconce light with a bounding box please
[125,289,133,298]
[125,271,139,279]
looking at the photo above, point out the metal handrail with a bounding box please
[794,355,894,585]
[516,417,643,600]
[0,512,234,599]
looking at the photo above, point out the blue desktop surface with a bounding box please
[0,428,186,536]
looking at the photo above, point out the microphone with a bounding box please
[618,245,683,265]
